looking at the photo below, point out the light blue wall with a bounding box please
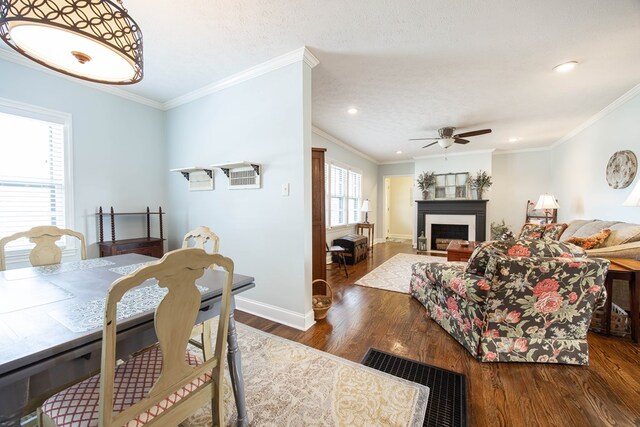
[164,62,314,327]
[552,90,640,223]
[0,58,166,259]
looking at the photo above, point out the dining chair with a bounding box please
[182,225,220,253]
[0,225,87,271]
[182,226,220,360]
[326,242,349,277]
[39,248,234,426]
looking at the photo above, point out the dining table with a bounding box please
[0,253,255,427]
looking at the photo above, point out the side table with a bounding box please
[356,223,374,250]
[602,258,639,343]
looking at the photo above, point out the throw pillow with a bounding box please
[519,223,545,239]
[564,229,612,250]
[542,223,568,240]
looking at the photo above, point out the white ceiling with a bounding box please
[6,0,640,162]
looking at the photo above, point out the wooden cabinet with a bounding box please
[312,148,327,281]
[97,207,165,258]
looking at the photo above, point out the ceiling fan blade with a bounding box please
[454,138,470,144]
[409,137,439,141]
[454,129,492,138]
[422,141,439,148]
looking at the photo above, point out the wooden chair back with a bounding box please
[182,226,220,253]
[0,226,87,271]
[99,248,234,426]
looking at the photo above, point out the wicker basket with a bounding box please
[312,279,333,320]
[590,303,631,338]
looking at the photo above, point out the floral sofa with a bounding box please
[410,238,610,365]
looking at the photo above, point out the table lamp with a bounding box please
[534,194,559,224]
[360,199,370,223]
[623,179,640,206]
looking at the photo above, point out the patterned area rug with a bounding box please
[182,320,429,426]
[355,253,448,294]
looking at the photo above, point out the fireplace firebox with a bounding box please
[431,224,469,250]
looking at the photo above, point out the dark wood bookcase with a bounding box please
[97,206,165,258]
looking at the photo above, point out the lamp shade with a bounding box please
[623,180,640,206]
[0,0,143,84]
[534,194,559,210]
[360,199,370,212]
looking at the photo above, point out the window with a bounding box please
[0,101,73,254]
[325,160,362,227]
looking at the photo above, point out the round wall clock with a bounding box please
[606,150,637,189]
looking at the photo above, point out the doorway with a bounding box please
[383,175,414,241]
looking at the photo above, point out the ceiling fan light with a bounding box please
[0,0,143,85]
[438,138,454,149]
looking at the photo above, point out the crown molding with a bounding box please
[379,159,415,165]
[163,46,319,110]
[0,48,165,110]
[413,148,495,160]
[551,82,640,149]
[494,146,552,155]
[312,126,380,165]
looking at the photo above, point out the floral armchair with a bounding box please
[410,238,610,365]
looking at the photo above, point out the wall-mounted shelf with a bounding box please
[211,161,261,189]
[170,166,214,191]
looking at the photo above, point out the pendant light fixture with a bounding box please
[0,0,143,84]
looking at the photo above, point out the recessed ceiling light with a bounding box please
[347,107,358,115]
[508,137,520,143]
[553,61,578,73]
[396,150,403,154]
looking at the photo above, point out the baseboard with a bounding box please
[235,296,316,331]
[374,238,386,244]
[387,234,412,240]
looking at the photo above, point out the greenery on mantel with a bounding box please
[468,170,493,199]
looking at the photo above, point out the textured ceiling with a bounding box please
[5,1,640,162]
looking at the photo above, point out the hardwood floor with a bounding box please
[235,241,640,427]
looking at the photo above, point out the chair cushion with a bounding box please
[542,223,568,240]
[41,347,210,427]
[519,223,545,239]
[465,238,586,276]
[519,223,567,240]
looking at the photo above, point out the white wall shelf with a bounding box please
[211,161,261,189]
[170,166,214,191]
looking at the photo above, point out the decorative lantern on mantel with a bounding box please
[417,231,428,252]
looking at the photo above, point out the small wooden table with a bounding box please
[356,223,374,250]
[446,240,480,262]
[602,258,639,343]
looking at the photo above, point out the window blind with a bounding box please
[0,112,66,251]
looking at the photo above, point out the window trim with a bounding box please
[0,97,75,266]
[325,158,363,229]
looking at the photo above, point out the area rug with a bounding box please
[354,253,448,294]
[362,348,467,427]
[181,320,430,426]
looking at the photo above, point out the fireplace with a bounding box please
[431,224,469,250]
[416,200,488,249]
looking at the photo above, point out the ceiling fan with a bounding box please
[410,127,492,149]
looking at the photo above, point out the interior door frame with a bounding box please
[382,174,414,241]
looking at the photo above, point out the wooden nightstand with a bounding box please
[356,223,374,250]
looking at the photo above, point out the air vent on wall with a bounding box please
[170,167,214,191]
[212,161,261,189]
